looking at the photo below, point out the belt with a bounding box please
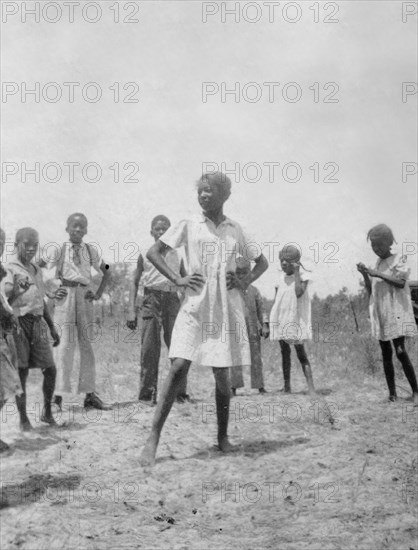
[61,279,88,288]
[144,287,176,295]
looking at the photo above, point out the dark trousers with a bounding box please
[139,288,187,401]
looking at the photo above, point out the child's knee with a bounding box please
[394,344,406,360]
[171,359,189,379]
[213,368,231,394]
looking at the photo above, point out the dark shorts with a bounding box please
[13,315,55,370]
[142,288,180,321]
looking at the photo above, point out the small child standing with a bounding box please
[269,245,315,395]
[357,224,418,403]
[230,257,269,395]
[2,228,66,429]
[50,213,111,411]
[127,215,189,404]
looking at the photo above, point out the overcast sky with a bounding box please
[2,1,417,298]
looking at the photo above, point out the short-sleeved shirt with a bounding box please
[160,214,260,367]
[48,241,102,286]
[269,270,312,342]
[141,248,181,292]
[2,257,46,317]
[370,253,417,341]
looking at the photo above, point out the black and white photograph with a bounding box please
[1,1,417,548]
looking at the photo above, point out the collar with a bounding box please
[7,255,38,273]
[198,213,235,226]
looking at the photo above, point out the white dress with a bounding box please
[269,271,312,343]
[160,215,259,367]
[369,254,417,341]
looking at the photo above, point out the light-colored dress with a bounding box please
[269,271,312,343]
[160,215,259,367]
[369,254,417,341]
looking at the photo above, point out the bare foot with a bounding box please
[389,394,397,402]
[0,439,10,453]
[218,437,235,453]
[41,413,58,426]
[139,436,158,467]
[20,419,33,432]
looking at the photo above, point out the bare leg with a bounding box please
[139,358,190,467]
[379,340,397,400]
[15,368,32,431]
[279,340,291,393]
[41,367,57,425]
[393,337,418,404]
[295,344,316,395]
[212,367,234,452]
[0,401,10,451]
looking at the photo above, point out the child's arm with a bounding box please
[255,288,270,338]
[3,276,32,304]
[293,264,308,298]
[85,260,111,302]
[43,301,60,347]
[357,263,372,295]
[147,240,204,290]
[127,254,144,329]
[367,268,406,289]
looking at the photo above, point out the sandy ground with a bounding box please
[1,330,417,550]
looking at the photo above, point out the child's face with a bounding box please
[236,266,250,281]
[280,258,295,275]
[17,235,39,263]
[151,220,170,241]
[197,181,225,213]
[67,217,88,243]
[371,238,391,259]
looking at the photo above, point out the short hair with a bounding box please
[67,212,88,227]
[279,244,302,263]
[151,215,170,229]
[198,172,232,198]
[15,227,39,243]
[367,224,395,245]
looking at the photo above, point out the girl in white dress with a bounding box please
[357,224,418,403]
[139,172,269,466]
[270,245,315,395]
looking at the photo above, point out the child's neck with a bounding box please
[204,208,225,227]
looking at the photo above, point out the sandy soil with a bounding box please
[1,331,417,550]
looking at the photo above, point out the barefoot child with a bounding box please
[2,228,66,429]
[269,245,315,395]
[127,215,189,404]
[139,172,269,466]
[49,213,111,410]
[0,228,23,450]
[230,257,270,395]
[357,224,418,403]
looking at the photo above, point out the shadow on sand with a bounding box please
[0,472,82,509]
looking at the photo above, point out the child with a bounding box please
[49,213,111,410]
[230,257,270,395]
[269,244,315,395]
[2,228,66,429]
[0,228,24,450]
[139,172,268,466]
[357,224,418,403]
[127,215,189,404]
